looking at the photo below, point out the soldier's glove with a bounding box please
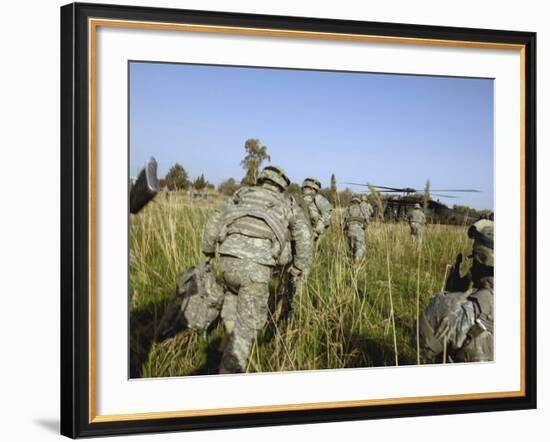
[455,253,463,267]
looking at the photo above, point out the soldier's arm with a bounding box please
[445,253,472,292]
[308,200,322,226]
[201,198,230,256]
[360,204,370,222]
[318,196,333,228]
[288,197,313,272]
[342,207,350,226]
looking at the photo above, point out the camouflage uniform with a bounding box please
[359,195,373,223]
[408,204,426,242]
[343,196,370,264]
[301,178,333,241]
[201,166,312,373]
[417,220,494,363]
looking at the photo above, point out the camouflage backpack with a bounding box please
[345,203,367,226]
[314,194,333,221]
[157,261,224,340]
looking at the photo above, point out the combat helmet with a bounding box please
[257,165,290,191]
[414,203,422,209]
[351,194,361,204]
[468,219,494,267]
[302,177,321,192]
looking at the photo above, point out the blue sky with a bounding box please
[129,62,494,209]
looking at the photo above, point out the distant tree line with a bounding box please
[166,142,495,216]
[451,205,492,219]
[163,164,213,192]
[162,138,272,196]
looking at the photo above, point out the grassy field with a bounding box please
[130,192,472,378]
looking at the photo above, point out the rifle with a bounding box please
[445,253,471,292]
[264,265,301,342]
[130,157,160,214]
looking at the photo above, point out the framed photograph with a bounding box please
[60,2,537,438]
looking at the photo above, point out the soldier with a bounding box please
[416,219,494,363]
[201,166,312,373]
[301,178,333,242]
[408,203,426,242]
[343,195,370,265]
[360,194,374,221]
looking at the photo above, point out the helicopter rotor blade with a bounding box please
[370,184,410,192]
[408,191,458,199]
[430,193,458,199]
[343,182,481,194]
[341,182,370,187]
[429,189,481,193]
[342,183,409,192]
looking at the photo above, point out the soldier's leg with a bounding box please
[218,291,237,352]
[356,229,366,261]
[349,225,363,264]
[410,223,418,241]
[219,259,271,373]
[347,233,356,261]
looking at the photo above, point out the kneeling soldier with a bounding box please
[417,219,494,363]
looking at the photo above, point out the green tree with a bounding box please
[164,163,189,190]
[192,173,208,191]
[240,138,271,185]
[452,204,484,218]
[218,178,239,196]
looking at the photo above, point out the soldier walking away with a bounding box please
[130,157,160,214]
[343,195,370,266]
[201,166,312,373]
[359,194,374,223]
[416,219,494,363]
[301,178,333,242]
[408,203,426,242]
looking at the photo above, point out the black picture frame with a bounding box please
[61,2,537,438]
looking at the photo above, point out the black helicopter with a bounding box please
[343,182,483,225]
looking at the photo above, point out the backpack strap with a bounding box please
[222,208,287,251]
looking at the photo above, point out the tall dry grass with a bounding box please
[130,195,472,377]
